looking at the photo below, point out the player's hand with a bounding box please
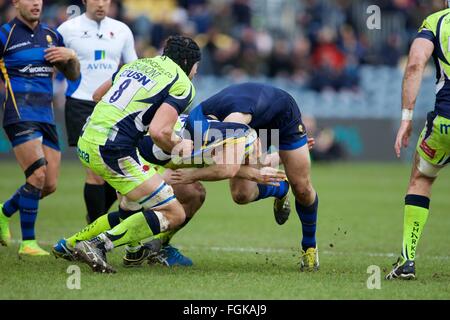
[258,167,287,186]
[44,47,76,64]
[394,120,413,158]
[307,137,316,150]
[166,169,196,185]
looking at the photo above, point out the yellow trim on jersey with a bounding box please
[3,24,15,54]
[0,58,20,118]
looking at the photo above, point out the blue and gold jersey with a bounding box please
[0,17,64,126]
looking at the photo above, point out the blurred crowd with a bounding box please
[0,0,445,92]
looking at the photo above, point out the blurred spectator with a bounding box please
[0,0,442,92]
[303,116,346,162]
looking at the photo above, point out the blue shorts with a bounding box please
[3,121,60,151]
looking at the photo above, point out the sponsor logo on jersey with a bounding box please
[119,70,154,86]
[420,140,436,159]
[6,41,31,52]
[81,31,91,38]
[18,64,53,74]
[94,50,106,61]
[87,50,114,70]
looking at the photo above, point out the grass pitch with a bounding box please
[0,161,449,300]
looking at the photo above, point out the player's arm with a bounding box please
[149,80,195,156]
[166,141,243,184]
[395,38,434,157]
[235,166,286,186]
[45,47,80,81]
[93,80,113,102]
[149,104,193,156]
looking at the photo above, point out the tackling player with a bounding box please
[58,0,138,224]
[144,83,320,271]
[0,0,80,255]
[386,1,450,280]
[53,36,201,273]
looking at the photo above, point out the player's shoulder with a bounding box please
[104,17,133,33]
[423,8,450,25]
[0,21,12,33]
[40,22,63,41]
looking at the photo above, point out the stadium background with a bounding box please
[1,0,450,300]
[0,0,442,161]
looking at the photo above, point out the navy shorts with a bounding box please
[3,121,60,151]
[270,95,308,151]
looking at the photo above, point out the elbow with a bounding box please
[149,126,170,144]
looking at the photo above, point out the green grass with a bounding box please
[1,161,450,299]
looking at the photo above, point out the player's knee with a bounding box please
[291,179,314,204]
[231,190,252,205]
[28,166,47,189]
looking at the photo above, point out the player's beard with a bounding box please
[21,8,41,24]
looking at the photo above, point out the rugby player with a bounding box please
[142,83,320,271]
[386,1,450,280]
[0,0,80,255]
[53,36,201,273]
[122,113,287,267]
[58,0,138,223]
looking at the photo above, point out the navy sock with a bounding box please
[103,182,117,213]
[119,207,140,220]
[255,180,289,201]
[2,185,23,217]
[143,209,161,235]
[19,183,42,241]
[295,194,318,251]
[84,183,106,223]
[107,211,121,228]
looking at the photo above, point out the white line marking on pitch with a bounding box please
[8,239,450,261]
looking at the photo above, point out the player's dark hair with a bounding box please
[163,35,201,76]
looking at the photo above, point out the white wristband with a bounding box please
[402,109,414,121]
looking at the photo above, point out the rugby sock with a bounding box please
[255,180,289,201]
[105,210,166,248]
[66,211,121,247]
[19,183,42,241]
[154,217,191,245]
[401,195,429,262]
[84,183,106,223]
[2,186,22,217]
[295,194,318,251]
[104,182,117,213]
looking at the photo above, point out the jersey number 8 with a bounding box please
[103,76,157,110]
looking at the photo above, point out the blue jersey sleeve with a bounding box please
[0,25,10,58]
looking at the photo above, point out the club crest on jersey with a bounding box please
[298,124,305,134]
[46,35,54,47]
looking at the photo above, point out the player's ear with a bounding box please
[82,0,87,6]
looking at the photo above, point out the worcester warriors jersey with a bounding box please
[0,18,64,126]
[81,55,195,147]
[417,8,450,118]
[200,82,297,130]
